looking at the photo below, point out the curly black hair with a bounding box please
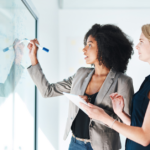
[84,24,134,73]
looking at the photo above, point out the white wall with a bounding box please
[31,0,59,150]
[58,9,150,150]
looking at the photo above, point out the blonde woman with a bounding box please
[80,24,150,150]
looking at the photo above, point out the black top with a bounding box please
[71,92,98,139]
[126,75,150,150]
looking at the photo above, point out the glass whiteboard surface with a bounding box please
[0,0,37,150]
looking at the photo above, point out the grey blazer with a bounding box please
[28,63,134,150]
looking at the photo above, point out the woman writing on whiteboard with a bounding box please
[27,24,134,150]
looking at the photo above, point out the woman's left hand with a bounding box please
[110,93,125,116]
[79,95,90,103]
[80,102,107,122]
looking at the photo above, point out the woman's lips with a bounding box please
[84,56,88,59]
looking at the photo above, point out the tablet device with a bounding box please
[63,92,88,114]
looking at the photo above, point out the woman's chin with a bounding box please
[85,61,92,65]
[139,55,142,61]
[139,56,148,62]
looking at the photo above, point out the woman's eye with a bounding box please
[89,44,91,47]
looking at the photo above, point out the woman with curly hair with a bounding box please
[27,24,134,150]
[80,24,150,150]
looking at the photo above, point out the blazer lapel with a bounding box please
[80,68,95,95]
[95,69,116,105]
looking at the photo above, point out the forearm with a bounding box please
[104,109,122,122]
[27,63,74,98]
[31,57,38,66]
[117,111,131,125]
[104,115,150,146]
[95,109,122,128]
[28,63,62,97]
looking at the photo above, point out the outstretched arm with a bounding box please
[106,100,150,147]
[27,39,75,98]
[80,99,150,147]
[27,63,75,98]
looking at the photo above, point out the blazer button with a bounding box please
[90,121,95,127]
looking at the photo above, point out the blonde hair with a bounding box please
[142,24,150,41]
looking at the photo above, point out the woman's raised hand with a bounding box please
[110,93,125,115]
[27,39,39,65]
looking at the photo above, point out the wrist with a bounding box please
[105,117,115,127]
[117,111,125,117]
[101,113,114,126]
[115,110,124,117]
[31,57,38,66]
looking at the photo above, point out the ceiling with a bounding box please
[59,0,150,9]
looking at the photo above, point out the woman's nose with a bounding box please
[136,44,139,50]
[82,47,86,53]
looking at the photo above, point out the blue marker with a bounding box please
[3,38,49,52]
[3,46,13,52]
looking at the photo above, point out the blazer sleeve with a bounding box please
[117,77,134,116]
[27,63,75,98]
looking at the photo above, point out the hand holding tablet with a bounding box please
[63,92,88,114]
